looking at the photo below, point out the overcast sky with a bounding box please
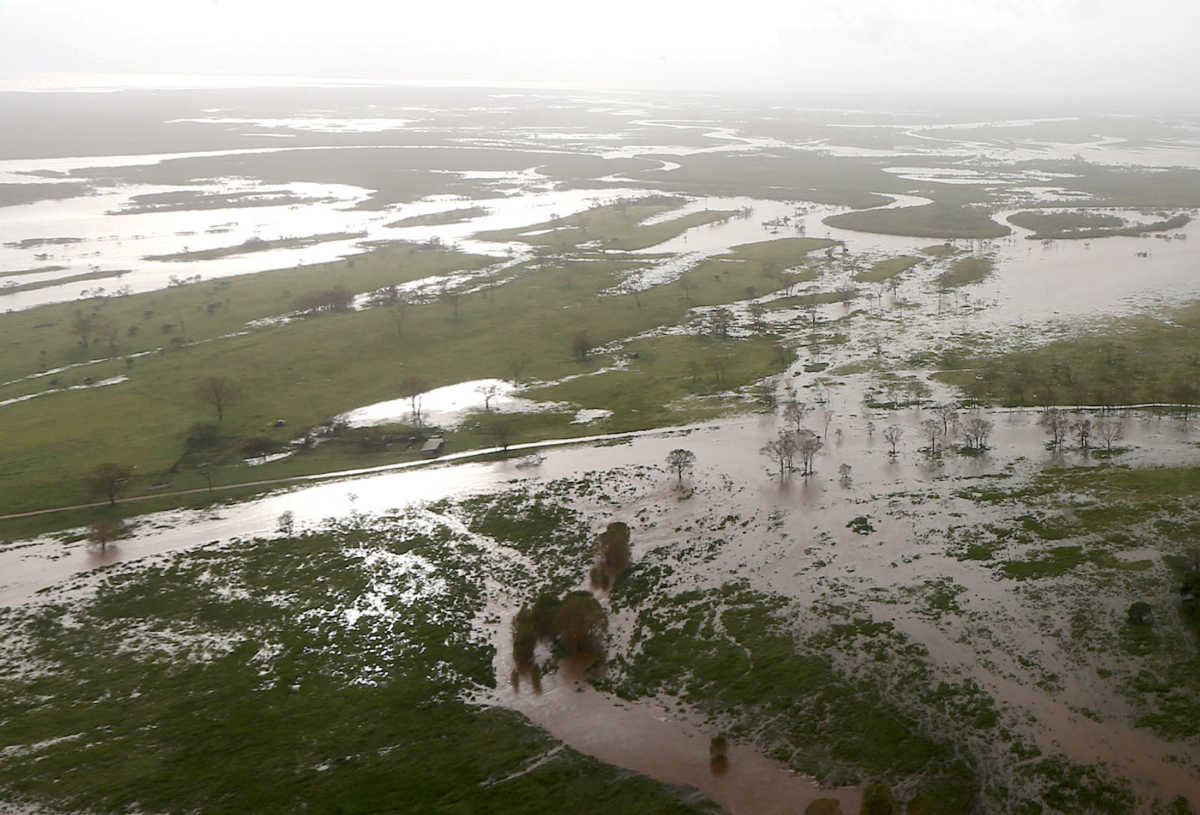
[1,0,1198,106]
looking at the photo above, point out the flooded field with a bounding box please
[1,85,1199,814]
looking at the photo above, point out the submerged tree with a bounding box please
[511,605,537,669]
[1072,417,1093,450]
[883,424,903,457]
[553,591,608,655]
[595,522,632,573]
[920,418,945,456]
[87,518,124,550]
[760,432,798,480]
[795,429,823,476]
[1095,417,1124,453]
[782,400,810,434]
[1039,408,1070,449]
[961,413,994,451]
[666,448,696,487]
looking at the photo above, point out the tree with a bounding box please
[795,429,823,476]
[1095,418,1124,452]
[706,307,734,338]
[936,403,958,438]
[961,413,994,451]
[86,462,134,505]
[398,375,428,425]
[760,432,798,480]
[920,418,945,456]
[552,591,607,655]
[1039,408,1070,449]
[475,383,501,411]
[1071,417,1093,450]
[511,605,537,669]
[838,463,853,486]
[861,782,897,815]
[747,301,767,333]
[596,522,632,573]
[69,310,96,349]
[240,437,275,462]
[883,425,903,457]
[1127,601,1154,626]
[1171,381,1197,420]
[666,448,696,487]
[487,416,514,451]
[782,400,810,433]
[276,511,295,535]
[87,518,124,550]
[195,376,240,424]
[530,592,561,641]
[571,330,592,362]
[506,357,527,386]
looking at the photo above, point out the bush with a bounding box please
[552,591,607,655]
[511,606,536,669]
[1127,601,1154,626]
[530,592,561,641]
[860,782,896,815]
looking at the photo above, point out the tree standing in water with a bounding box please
[666,448,696,487]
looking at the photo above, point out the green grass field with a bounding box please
[936,301,1200,407]
[0,235,834,516]
[855,255,921,284]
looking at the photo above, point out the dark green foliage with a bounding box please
[553,590,608,655]
[860,781,896,815]
[1126,601,1154,626]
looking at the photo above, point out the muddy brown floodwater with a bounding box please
[3,402,1198,810]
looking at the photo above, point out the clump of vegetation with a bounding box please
[708,734,729,774]
[860,781,897,815]
[935,255,994,289]
[855,255,920,284]
[847,515,875,535]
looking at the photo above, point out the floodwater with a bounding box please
[2,396,1197,806]
[4,92,1200,811]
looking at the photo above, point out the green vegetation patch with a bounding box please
[0,513,717,814]
[824,203,1010,240]
[144,231,366,262]
[474,196,738,251]
[0,234,830,515]
[386,206,490,228]
[935,300,1200,407]
[1008,210,1190,240]
[935,255,994,289]
[855,255,921,284]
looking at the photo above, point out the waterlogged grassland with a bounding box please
[386,205,489,228]
[855,255,921,284]
[0,242,491,386]
[0,267,129,294]
[474,197,740,251]
[0,236,833,514]
[143,230,366,262]
[825,203,1010,240]
[448,473,1193,814]
[0,514,717,815]
[946,465,1200,751]
[935,255,995,289]
[521,334,787,430]
[1007,210,1191,240]
[936,301,1200,406]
